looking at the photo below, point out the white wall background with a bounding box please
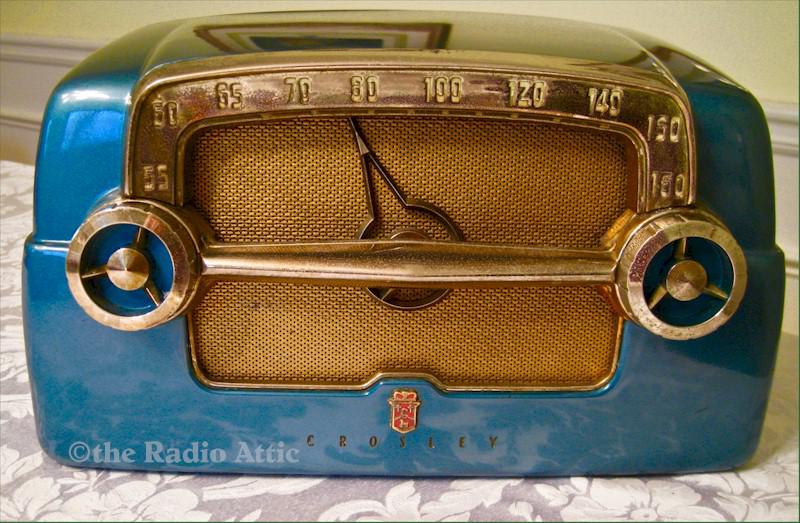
[0,1,797,334]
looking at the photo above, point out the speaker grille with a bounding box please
[191,282,620,389]
[187,116,628,248]
[185,115,628,390]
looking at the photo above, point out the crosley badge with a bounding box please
[388,389,420,433]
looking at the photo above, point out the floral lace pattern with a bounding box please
[0,161,797,521]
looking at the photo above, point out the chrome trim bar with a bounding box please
[201,240,616,288]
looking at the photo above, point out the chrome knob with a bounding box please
[66,201,199,331]
[614,209,747,340]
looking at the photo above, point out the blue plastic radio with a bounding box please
[23,11,784,475]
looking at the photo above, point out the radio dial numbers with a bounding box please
[424,75,463,104]
[142,164,169,193]
[351,75,379,103]
[647,114,682,143]
[588,87,622,117]
[651,171,687,202]
[284,77,311,104]
[215,82,243,110]
[152,98,178,128]
[507,79,547,108]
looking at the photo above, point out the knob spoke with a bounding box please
[673,237,688,260]
[132,226,149,250]
[647,284,668,309]
[81,265,108,279]
[703,283,729,301]
[144,280,164,306]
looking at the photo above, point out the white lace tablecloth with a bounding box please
[1,160,797,521]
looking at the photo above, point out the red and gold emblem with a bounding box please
[388,389,420,433]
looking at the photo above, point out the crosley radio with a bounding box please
[23,11,785,475]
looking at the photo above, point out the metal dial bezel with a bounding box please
[122,49,696,214]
